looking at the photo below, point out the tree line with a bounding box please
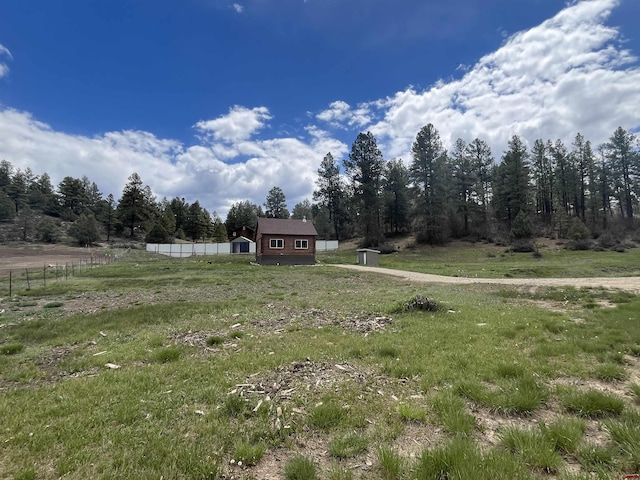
[1,124,638,247]
[309,125,640,248]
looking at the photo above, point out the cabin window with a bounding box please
[269,238,284,249]
[295,239,308,249]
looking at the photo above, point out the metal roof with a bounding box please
[257,217,318,236]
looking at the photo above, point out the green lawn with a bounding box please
[1,248,639,479]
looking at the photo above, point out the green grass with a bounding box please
[558,388,625,417]
[2,247,640,479]
[377,446,404,480]
[0,343,24,355]
[499,426,562,473]
[284,455,318,480]
[328,432,368,458]
[308,401,346,430]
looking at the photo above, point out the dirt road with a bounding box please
[332,264,640,294]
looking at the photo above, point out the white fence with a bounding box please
[146,240,339,258]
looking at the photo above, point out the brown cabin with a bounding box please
[255,217,318,265]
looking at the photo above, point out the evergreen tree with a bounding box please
[551,139,576,216]
[382,159,410,234]
[410,124,450,244]
[291,199,313,220]
[185,200,208,241]
[57,176,89,220]
[344,132,384,246]
[210,211,229,242]
[467,138,494,219]
[68,213,101,245]
[531,139,554,225]
[450,138,478,236]
[264,186,290,218]
[571,133,594,223]
[313,152,346,240]
[117,172,150,237]
[603,127,637,224]
[225,200,261,235]
[493,135,531,226]
[169,197,189,234]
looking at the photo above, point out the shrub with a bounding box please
[395,294,439,313]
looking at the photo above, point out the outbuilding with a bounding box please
[356,248,380,267]
[255,217,318,265]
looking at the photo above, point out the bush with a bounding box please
[510,240,535,253]
[395,294,439,313]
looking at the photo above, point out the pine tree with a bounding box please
[531,139,554,225]
[410,124,450,244]
[493,135,530,227]
[382,159,410,235]
[313,152,346,240]
[603,127,637,224]
[344,132,384,246]
[117,173,149,237]
[264,186,290,219]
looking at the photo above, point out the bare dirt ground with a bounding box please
[0,245,104,275]
[332,264,640,294]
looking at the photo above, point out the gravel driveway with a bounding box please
[332,264,640,294]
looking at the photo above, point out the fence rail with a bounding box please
[0,254,115,297]
[146,240,339,258]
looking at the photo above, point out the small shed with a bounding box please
[255,217,318,265]
[356,248,380,267]
[231,236,254,253]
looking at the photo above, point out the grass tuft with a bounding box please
[284,455,318,480]
[539,417,586,453]
[499,426,562,472]
[206,335,225,346]
[0,343,24,355]
[432,391,475,436]
[43,301,64,308]
[151,346,182,363]
[558,388,625,417]
[377,446,404,480]
[309,401,345,430]
[397,403,427,422]
[328,432,368,458]
[233,440,266,466]
[593,362,628,382]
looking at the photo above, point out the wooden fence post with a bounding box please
[26,269,31,290]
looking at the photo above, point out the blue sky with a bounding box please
[1,0,639,218]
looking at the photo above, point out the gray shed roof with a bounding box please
[257,217,318,236]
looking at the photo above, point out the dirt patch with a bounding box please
[0,245,104,276]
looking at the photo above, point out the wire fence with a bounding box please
[0,254,117,297]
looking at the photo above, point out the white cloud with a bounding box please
[0,43,13,79]
[316,100,374,129]
[232,3,244,13]
[195,105,271,143]
[1,0,639,220]
[0,106,347,217]
[366,0,639,159]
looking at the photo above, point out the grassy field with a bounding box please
[1,245,640,479]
